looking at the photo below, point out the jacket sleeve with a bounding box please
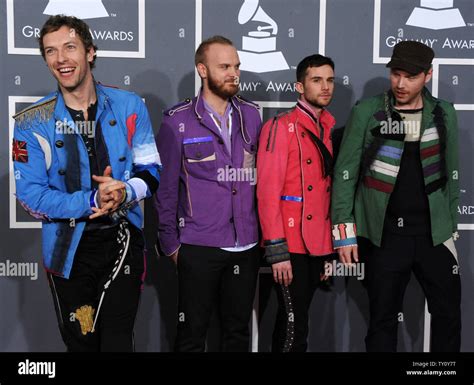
[154,115,182,256]
[444,102,459,234]
[125,95,162,203]
[13,125,95,220]
[330,103,368,248]
[256,117,289,243]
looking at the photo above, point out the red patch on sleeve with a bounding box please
[126,113,137,147]
[12,139,28,163]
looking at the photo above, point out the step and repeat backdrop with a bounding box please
[1,0,473,351]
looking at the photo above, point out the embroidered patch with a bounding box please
[12,139,28,163]
[74,305,95,335]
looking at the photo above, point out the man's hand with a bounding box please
[272,260,293,286]
[89,166,126,219]
[337,245,359,265]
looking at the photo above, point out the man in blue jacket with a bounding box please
[12,15,161,352]
[155,36,262,352]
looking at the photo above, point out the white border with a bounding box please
[9,96,43,229]
[6,0,146,58]
[373,0,474,66]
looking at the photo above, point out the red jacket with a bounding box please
[257,100,335,256]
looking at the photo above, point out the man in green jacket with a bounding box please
[331,41,461,352]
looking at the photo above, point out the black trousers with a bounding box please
[272,253,325,352]
[365,233,461,352]
[48,223,145,352]
[175,244,260,352]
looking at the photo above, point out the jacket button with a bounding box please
[306,159,312,164]
[55,140,64,148]
[232,189,237,195]
[109,119,117,126]
[306,214,312,220]
[301,132,306,138]
[218,138,224,145]
[58,169,66,175]
[229,217,234,223]
[119,156,126,162]
[307,185,313,191]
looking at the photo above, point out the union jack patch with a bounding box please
[12,139,28,163]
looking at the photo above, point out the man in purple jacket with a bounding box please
[155,36,262,352]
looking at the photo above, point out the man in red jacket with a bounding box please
[257,54,336,352]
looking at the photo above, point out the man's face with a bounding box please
[297,65,335,108]
[199,43,241,99]
[42,25,94,92]
[390,68,432,107]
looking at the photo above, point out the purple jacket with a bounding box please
[155,90,262,255]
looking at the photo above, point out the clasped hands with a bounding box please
[89,165,126,219]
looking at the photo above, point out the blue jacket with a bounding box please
[12,83,161,278]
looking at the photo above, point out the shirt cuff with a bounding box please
[126,177,148,202]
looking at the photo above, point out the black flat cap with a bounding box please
[386,41,434,75]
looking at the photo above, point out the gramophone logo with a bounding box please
[237,0,289,73]
[43,0,109,20]
[406,0,466,30]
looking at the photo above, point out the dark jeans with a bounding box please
[175,244,260,352]
[272,253,325,352]
[365,233,461,352]
[48,223,145,352]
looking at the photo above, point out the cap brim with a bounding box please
[386,59,424,75]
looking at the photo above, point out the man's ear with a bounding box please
[196,62,207,79]
[87,47,95,64]
[424,67,433,84]
[295,81,304,96]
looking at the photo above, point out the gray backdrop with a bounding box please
[1,0,473,352]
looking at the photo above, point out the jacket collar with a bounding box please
[384,87,440,136]
[54,80,109,121]
[193,88,247,141]
[295,99,336,131]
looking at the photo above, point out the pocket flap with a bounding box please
[183,137,215,161]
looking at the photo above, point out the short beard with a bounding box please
[305,97,330,110]
[207,73,238,99]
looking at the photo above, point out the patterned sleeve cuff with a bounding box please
[332,223,358,249]
[264,238,290,264]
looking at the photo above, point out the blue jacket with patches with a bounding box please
[12,83,161,278]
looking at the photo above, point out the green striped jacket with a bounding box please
[331,88,459,248]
